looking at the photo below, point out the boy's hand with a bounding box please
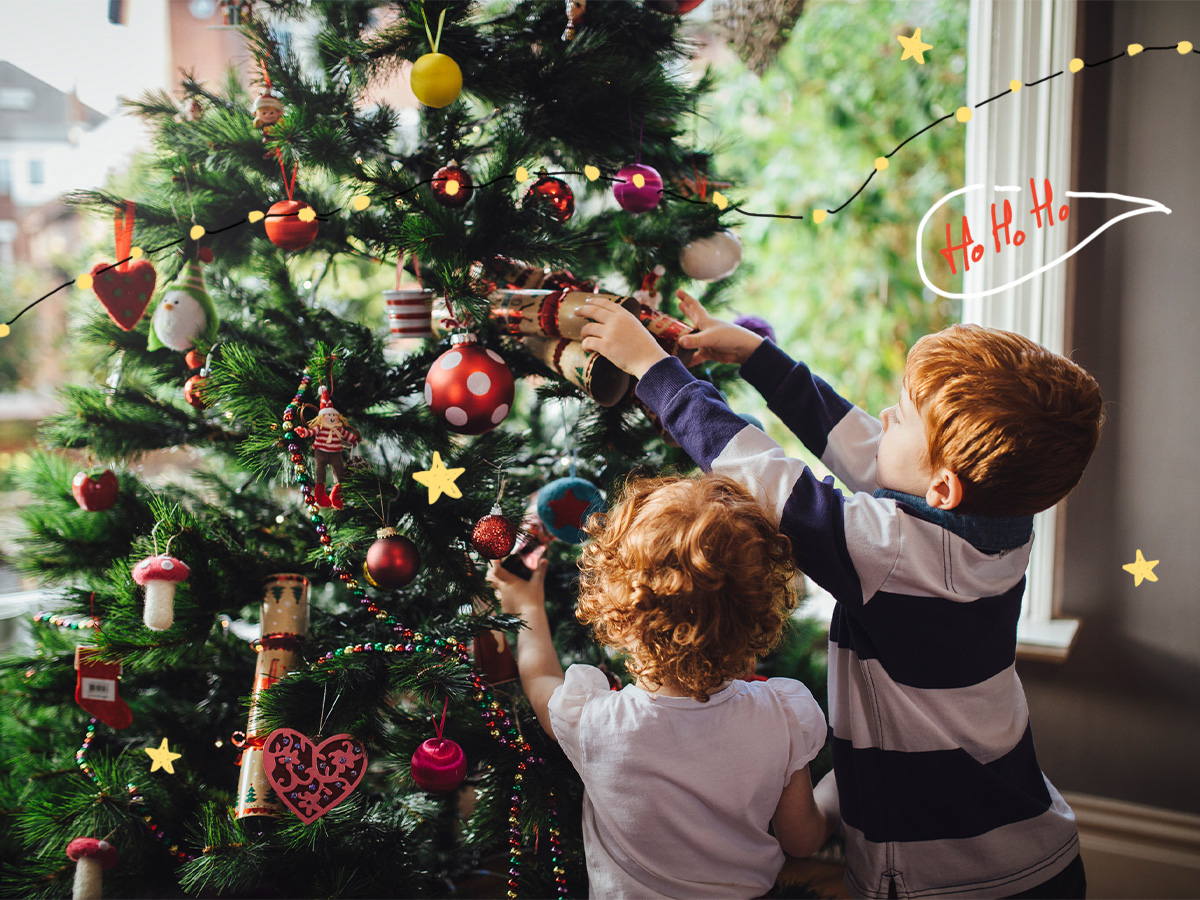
[576,296,669,379]
[676,290,766,366]
[486,557,549,617]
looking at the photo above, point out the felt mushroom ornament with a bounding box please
[132,554,190,631]
[65,838,118,900]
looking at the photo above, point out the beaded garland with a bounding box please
[77,719,193,862]
[280,370,568,899]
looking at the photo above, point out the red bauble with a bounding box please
[264,200,318,251]
[183,374,207,409]
[411,738,467,794]
[72,470,119,511]
[431,163,473,208]
[365,528,420,589]
[471,507,518,559]
[523,175,574,222]
[424,334,515,435]
[613,163,664,213]
[184,349,205,369]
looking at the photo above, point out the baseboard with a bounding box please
[1064,791,1200,899]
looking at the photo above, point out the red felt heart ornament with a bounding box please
[72,470,119,511]
[262,728,367,824]
[91,260,157,331]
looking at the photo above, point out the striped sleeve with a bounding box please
[738,340,884,495]
[636,356,881,601]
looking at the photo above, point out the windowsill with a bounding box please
[1016,617,1081,663]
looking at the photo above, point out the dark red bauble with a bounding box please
[365,528,421,589]
[523,175,574,222]
[424,333,515,435]
[185,349,205,369]
[431,163,473,208]
[72,470,119,511]
[264,200,319,251]
[183,374,208,409]
[472,508,518,559]
[613,163,664,213]
[411,738,467,794]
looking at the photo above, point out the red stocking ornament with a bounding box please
[74,647,133,730]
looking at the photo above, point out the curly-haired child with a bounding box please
[574,293,1103,900]
[487,472,831,900]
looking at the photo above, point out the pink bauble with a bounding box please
[424,334,515,435]
[411,738,467,794]
[613,163,664,213]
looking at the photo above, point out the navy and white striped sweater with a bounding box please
[636,343,1079,900]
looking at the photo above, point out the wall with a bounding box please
[1018,0,1200,816]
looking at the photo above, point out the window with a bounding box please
[28,159,44,186]
[963,0,1080,660]
[0,159,11,195]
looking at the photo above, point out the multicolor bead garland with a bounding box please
[77,719,193,862]
[281,370,568,899]
[34,611,99,631]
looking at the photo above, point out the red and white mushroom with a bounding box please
[132,554,190,631]
[65,837,118,900]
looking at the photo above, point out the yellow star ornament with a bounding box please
[145,738,182,774]
[898,28,933,64]
[1122,549,1159,586]
[412,451,465,504]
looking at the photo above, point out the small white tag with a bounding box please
[80,677,116,702]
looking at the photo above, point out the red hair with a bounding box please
[905,324,1104,516]
[576,473,798,701]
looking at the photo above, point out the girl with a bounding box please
[487,472,831,899]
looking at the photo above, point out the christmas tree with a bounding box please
[0,2,820,898]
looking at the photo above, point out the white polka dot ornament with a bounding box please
[424,333,515,435]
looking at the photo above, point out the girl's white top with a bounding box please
[548,664,827,899]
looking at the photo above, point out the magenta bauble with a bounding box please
[424,334,515,435]
[410,738,467,793]
[613,163,664,213]
[365,529,420,589]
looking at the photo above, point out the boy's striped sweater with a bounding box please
[635,343,1079,899]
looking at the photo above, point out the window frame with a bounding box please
[963,0,1080,661]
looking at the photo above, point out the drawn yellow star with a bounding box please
[145,738,182,774]
[897,28,933,65]
[1122,549,1159,586]
[412,451,465,504]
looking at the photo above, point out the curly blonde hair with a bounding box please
[576,473,798,702]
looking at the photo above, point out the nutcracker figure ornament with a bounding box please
[291,386,360,509]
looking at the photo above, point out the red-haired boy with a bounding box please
[576,292,1103,900]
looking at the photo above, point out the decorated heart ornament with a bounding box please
[262,728,367,823]
[91,260,158,331]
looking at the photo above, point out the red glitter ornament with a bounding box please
[471,506,518,559]
[365,527,420,589]
[431,162,473,208]
[424,333,515,435]
[264,200,318,251]
[411,738,467,794]
[523,175,574,222]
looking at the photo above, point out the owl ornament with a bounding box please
[148,258,220,352]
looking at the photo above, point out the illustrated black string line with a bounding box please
[6,41,1195,327]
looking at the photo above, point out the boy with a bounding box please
[576,292,1103,899]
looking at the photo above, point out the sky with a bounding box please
[0,0,169,116]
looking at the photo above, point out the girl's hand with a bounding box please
[486,557,549,617]
[675,290,766,366]
[576,296,670,379]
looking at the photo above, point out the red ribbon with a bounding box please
[432,696,450,740]
[114,201,136,271]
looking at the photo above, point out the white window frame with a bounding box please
[964,0,1080,660]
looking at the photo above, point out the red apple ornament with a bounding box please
[264,200,318,251]
[72,470,119,512]
[424,333,514,434]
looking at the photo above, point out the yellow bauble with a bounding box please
[410,53,462,108]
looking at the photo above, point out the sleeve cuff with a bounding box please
[738,339,797,402]
[634,355,697,415]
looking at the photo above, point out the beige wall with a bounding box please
[1018,0,1200,816]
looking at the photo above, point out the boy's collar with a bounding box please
[873,488,1034,553]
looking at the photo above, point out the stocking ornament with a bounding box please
[74,647,133,730]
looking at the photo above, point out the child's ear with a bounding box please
[925,467,963,511]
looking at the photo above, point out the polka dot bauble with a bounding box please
[424,333,514,435]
